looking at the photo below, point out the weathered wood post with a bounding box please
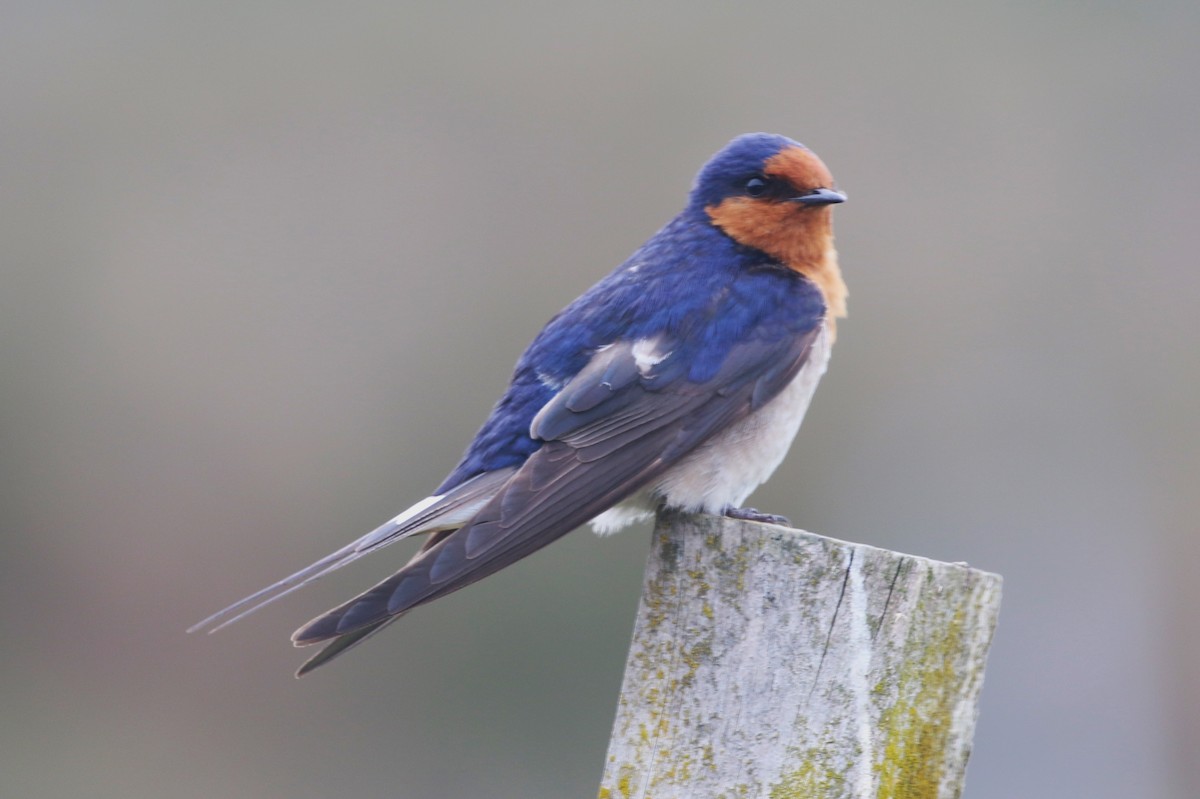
[598,511,1001,799]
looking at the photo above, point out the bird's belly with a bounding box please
[589,324,833,535]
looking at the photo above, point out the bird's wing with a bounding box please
[187,467,516,634]
[294,618,397,677]
[292,325,821,661]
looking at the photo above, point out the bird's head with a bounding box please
[691,133,847,320]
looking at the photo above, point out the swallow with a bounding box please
[190,133,847,675]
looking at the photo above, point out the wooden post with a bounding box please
[598,511,1002,799]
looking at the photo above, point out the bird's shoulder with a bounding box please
[528,215,825,373]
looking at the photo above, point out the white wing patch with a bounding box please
[536,370,565,391]
[631,337,672,375]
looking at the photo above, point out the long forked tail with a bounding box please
[187,469,515,635]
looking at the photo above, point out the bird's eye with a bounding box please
[744,176,769,197]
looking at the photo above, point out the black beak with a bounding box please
[793,187,846,206]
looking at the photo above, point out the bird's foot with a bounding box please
[723,506,791,527]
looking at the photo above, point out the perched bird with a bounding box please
[191,133,848,676]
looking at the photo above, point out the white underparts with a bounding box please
[589,323,833,536]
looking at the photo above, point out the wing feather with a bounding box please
[295,618,395,677]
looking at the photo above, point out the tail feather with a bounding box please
[188,468,515,634]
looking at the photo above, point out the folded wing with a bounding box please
[291,327,820,671]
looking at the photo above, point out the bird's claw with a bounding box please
[723,506,792,527]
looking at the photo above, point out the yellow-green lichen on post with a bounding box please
[873,604,965,798]
[769,746,848,798]
[597,511,1001,799]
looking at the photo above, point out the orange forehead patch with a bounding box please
[763,146,836,192]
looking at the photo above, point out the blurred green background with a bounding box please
[3,2,1197,797]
